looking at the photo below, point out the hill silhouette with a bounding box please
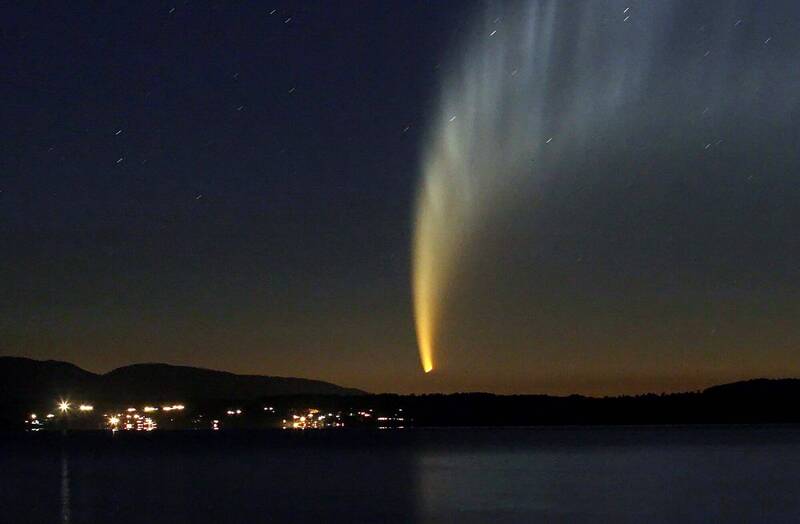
[703,378,800,399]
[4,356,800,429]
[0,356,366,408]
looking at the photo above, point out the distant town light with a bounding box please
[126,407,137,412]
[46,414,55,419]
[58,400,71,413]
[30,414,37,419]
[79,404,94,412]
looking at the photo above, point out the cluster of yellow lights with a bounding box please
[283,408,343,430]
[106,413,157,431]
[29,413,58,421]
[48,400,183,433]
[55,400,97,413]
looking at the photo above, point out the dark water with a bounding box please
[2,426,799,523]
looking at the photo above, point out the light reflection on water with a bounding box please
[60,451,70,523]
[2,427,800,523]
[415,444,800,522]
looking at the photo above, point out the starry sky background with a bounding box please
[2,1,800,395]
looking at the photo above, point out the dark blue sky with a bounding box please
[3,1,800,394]
[1,2,471,392]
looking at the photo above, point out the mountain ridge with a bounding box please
[5,355,800,400]
[0,356,367,404]
[4,356,800,428]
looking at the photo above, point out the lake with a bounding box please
[2,426,799,523]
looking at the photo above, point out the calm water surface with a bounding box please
[2,426,799,523]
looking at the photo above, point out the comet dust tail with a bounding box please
[412,0,800,373]
[413,0,785,373]
[413,0,587,373]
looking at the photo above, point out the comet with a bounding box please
[413,1,586,373]
[412,0,764,372]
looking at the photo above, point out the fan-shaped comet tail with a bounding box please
[412,0,799,373]
[413,0,674,373]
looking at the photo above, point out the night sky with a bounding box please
[3,1,800,395]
